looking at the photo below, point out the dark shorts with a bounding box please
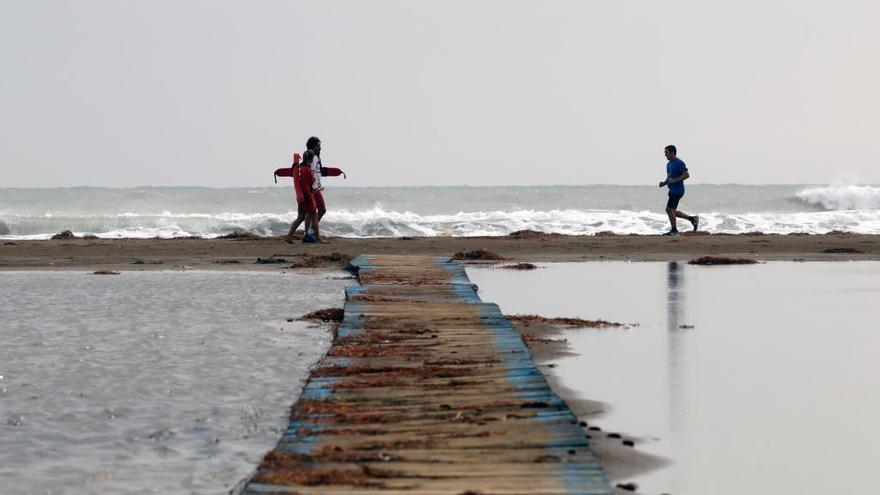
[313,190,326,212]
[667,193,684,209]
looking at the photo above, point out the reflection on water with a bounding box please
[468,262,880,495]
[667,262,684,437]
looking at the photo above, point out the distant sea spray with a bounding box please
[794,185,880,211]
[1,184,878,239]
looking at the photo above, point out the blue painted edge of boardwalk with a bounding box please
[346,254,614,494]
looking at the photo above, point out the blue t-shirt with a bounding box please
[666,158,688,195]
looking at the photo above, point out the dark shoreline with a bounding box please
[1,233,878,270]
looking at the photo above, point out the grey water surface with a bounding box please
[468,261,880,495]
[0,271,351,494]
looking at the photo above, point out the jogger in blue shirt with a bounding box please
[658,145,699,235]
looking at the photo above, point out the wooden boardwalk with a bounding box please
[242,255,612,494]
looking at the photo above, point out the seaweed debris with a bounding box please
[256,257,287,264]
[501,262,537,270]
[287,252,353,268]
[217,231,263,240]
[51,230,76,240]
[452,249,508,261]
[821,247,862,254]
[92,270,120,275]
[688,256,758,265]
[252,458,398,487]
[521,333,567,344]
[508,314,629,328]
[299,308,344,322]
[508,230,551,239]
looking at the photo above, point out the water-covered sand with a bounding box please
[0,271,352,494]
[469,261,880,495]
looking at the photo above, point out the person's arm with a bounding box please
[659,170,689,187]
[668,171,689,184]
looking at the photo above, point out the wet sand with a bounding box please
[1,232,878,270]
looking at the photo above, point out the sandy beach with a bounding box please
[1,232,878,270]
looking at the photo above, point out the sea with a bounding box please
[1,184,880,239]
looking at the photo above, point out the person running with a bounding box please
[658,145,699,236]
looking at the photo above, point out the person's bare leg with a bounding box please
[674,210,694,221]
[313,218,329,244]
[674,210,699,231]
[286,213,306,242]
[666,207,677,231]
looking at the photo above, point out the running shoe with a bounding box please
[663,230,679,236]
[691,216,700,232]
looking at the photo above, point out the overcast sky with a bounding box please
[1,1,878,187]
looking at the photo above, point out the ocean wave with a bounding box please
[1,206,879,239]
[795,185,880,211]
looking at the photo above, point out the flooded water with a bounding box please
[0,271,351,495]
[468,262,880,495]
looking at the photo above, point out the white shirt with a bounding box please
[310,154,322,190]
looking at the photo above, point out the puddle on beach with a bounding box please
[468,261,880,495]
[0,271,351,495]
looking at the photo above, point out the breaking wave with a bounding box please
[2,206,880,239]
[795,185,880,211]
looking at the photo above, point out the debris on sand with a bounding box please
[82,234,99,240]
[92,270,120,275]
[51,230,77,240]
[287,252,354,269]
[679,324,695,329]
[821,247,863,254]
[214,259,242,264]
[452,249,508,261]
[218,231,263,240]
[256,257,287,264]
[521,333,567,344]
[688,256,758,265]
[507,314,630,328]
[826,230,852,235]
[299,308,344,322]
[508,230,551,239]
[500,262,537,270]
[593,231,617,237]
[252,452,398,488]
[682,231,710,236]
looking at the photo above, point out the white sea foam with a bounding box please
[795,185,880,211]
[2,205,880,239]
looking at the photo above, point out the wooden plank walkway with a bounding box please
[242,255,612,494]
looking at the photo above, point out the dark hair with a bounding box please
[665,145,677,154]
[302,149,316,165]
[306,136,321,151]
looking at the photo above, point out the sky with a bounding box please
[1,0,879,187]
